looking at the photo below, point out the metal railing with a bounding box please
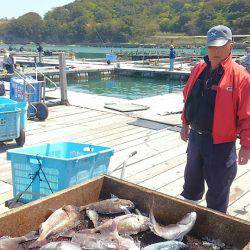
[34,66,58,103]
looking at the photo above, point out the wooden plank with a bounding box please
[0,191,13,205]
[228,191,250,221]
[25,113,121,145]
[26,111,113,136]
[111,143,186,182]
[112,129,176,152]
[0,181,12,194]
[157,176,184,196]
[139,163,186,190]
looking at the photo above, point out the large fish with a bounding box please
[29,205,81,248]
[143,241,189,250]
[72,220,140,250]
[84,213,149,235]
[71,231,118,250]
[110,220,140,250]
[40,241,82,250]
[82,197,135,214]
[149,211,197,241]
[0,231,37,250]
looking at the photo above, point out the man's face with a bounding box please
[207,42,233,64]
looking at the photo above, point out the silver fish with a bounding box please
[72,218,140,250]
[109,220,140,250]
[71,232,118,250]
[82,198,135,214]
[29,205,81,248]
[149,211,197,241]
[143,241,189,250]
[40,241,82,250]
[86,208,99,227]
[0,231,37,250]
[85,213,149,235]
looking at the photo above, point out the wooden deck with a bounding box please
[0,104,249,221]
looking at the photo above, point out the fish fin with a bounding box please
[49,208,56,213]
[28,239,47,249]
[149,209,157,225]
[175,236,184,242]
[58,229,76,238]
[61,205,75,217]
[110,193,119,200]
[23,231,38,241]
[79,204,88,212]
[86,208,99,228]
[135,208,142,216]
[120,205,131,214]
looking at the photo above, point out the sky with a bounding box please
[0,0,74,19]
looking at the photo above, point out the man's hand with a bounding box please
[180,124,190,142]
[238,147,250,165]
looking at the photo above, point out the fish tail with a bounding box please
[23,230,38,241]
[28,239,47,248]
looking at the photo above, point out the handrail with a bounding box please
[35,67,58,92]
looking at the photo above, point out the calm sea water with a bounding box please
[67,76,183,100]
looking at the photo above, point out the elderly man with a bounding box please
[180,25,250,213]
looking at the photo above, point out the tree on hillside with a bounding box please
[8,12,44,42]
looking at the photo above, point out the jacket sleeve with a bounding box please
[181,63,201,125]
[237,73,250,149]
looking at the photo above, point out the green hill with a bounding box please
[1,0,249,44]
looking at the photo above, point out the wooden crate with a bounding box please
[0,175,249,248]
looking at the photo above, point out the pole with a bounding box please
[59,52,69,105]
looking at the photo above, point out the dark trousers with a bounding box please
[181,130,237,213]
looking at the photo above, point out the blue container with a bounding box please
[10,77,42,116]
[7,142,114,203]
[0,97,28,129]
[10,77,42,103]
[0,105,21,142]
[106,54,118,62]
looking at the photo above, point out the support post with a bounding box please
[59,52,69,105]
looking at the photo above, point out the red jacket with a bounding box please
[182,54,250,149]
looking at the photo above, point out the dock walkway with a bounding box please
[0,104,249,221]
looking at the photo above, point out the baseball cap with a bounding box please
[206,25,232,47]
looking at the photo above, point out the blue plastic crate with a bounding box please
[0,105,21,141]
[7,142,114,203]
[10,77,42,103]
[0,97,28,129]
[106,54,118,62]
[10,77,42,116]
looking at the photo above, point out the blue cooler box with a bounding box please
[7,142,114,203]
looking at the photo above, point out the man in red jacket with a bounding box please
[180,25,250,213]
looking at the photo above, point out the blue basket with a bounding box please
[10,77,42,103]
[0,105,21,142]
[0,97,28,129]
[7,142,114,203]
